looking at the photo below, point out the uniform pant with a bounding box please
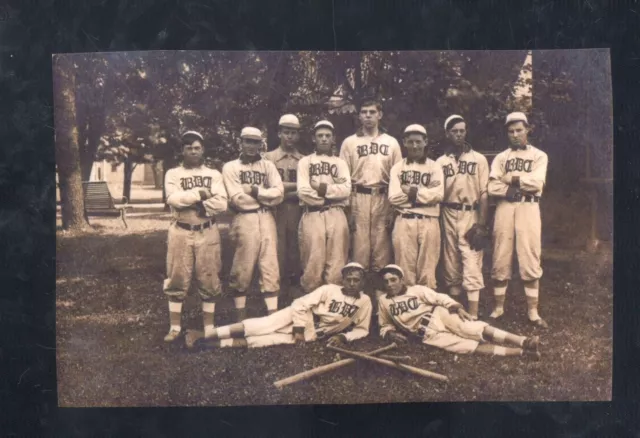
[298,207,350,293]
[275,202,302,281]
[441,207,484,291]
[392,216,440,288]
[242,307,318,348]
[163,223,222,302]
[228,210,280,293]
[491,201,542,282]
[350,192,393,272]
[422,306,488,354]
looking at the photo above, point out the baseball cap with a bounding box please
[341,262,365,275]
[181,130,204,142]
[240,126,263,141]
[505,112,529,126]
[279,114,300,129]
[379,264,405,279]
[403,124,427,136]
[444,114,465,131]
[314,120,335,131]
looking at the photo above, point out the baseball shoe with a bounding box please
[185,330,204,350]
[488,309,504,320]
[164,329,182,343]
[522,335,540,352]
[522,348,541,361]
[529,318,549,329]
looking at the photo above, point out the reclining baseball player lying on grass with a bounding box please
[377,264,541,360]
[185,263,372,349]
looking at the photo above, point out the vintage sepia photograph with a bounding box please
[54,50,613,406]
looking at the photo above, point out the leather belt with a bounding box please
[236,207,273,214]
[442,202,478,211]
[354,185,387,195]
[508,194,540,203]
[304,205,343,214]
[416,316,432,338]
[175,219,215,231]
[401,213,435,219]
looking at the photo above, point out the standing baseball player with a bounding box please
[377,265,541,359]
[339,98,402,275]
[297,120,351,293]
[222,127,284,322]
[487,112,549,328]
[264,114,305,291]
[185,262,372,349]
[388,124,444,289]
[162,131,228,342]
[436,115,490,319]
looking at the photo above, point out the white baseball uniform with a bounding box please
[436,148,489,291]
[222,156,284,294]
[297,152,351,293]
[388,157,444,288]
[378,285,489,354]
[340,129,402,272]
[487,144,547,281]
[234,284,372,348]
[163,164,228,302]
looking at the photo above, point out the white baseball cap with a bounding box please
[341,262,365,275]
[444,114,465,131]
[505,112,529,126]
[181,130,204,141]
[403,124,427,136]
[279,114,300,129]
[240,126,263,141]
[314,120,335,131]
[379,264,405,278]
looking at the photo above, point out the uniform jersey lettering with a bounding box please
[309,162,339,177]
[400,170,431,186]
[505,158,533,173]
[442,163,456,178]
[288,169,297,182]
[458,160,477,175]
[389,297,419,316]
[180,176,212,190]
[356,143,390,158]
[240,171,267,185]
[277,168,285,180]
[328,299,360,317]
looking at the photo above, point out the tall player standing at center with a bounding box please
[339,98,402,278]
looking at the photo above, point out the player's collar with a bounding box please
[510,143,529,151]
[445,141,472,158]
[341,288,361,299]
[406,156,427,165]
[239,153,261,165]
[275,146,303,160]
[315,150,332,157]
[355,126,387,137]
[182,162,205,170]
[386,285,408,298]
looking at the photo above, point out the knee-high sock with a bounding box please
[169,301,182,332]
[203,302,215,337]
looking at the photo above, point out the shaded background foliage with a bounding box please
[0,0,637,436]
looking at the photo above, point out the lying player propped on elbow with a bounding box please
[184,263,372,349]
[377,265,541,360]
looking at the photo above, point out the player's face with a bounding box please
[383,273,404,296]
[278,127,300,148]
[507,121,529,148]
[359,105,382,129]
[182,140,204,166]
[241,138,263,157]
[342,270,364,295]
[446,122,467,146]
[404,133,427,161]
[313,128,334,155]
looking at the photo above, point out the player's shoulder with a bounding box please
[528,144,548,158]
[390,158,406,171]
[435,154,449,164]
[222,159,240,172]
[358,291,372,304]
[469,149,489,164]
[263,149,277,161]
[165,165,184,177]
[341,133,359,145]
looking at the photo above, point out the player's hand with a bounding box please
[242,184,253,195]
[333,176,348,184]
[294,332,305,345]
[387,331,409,344]
[198,188,213,200]
[310,180,320,191]
[457,307,474,322]
[427,180,441,189]
[326,334,347,347]
[401,184,411,195]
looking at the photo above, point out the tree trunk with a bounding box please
[162,153,178,210]
[123,159,134,201]
[151,160,163,189]
[53,55,91,231]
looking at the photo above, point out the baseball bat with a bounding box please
[273,344,397,389]
[327,345,449,382]
[378,354,412,362]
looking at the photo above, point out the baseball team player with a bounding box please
[184,262,372,349]
[264,114,305,291]
[377,265,541,359]
[339,98,402,275]
[162,131,228,342]
[297,120,351,294]
[388,124,444,289]
[222,126,284,322]
[487,112,549,329]
[436,115,490,319]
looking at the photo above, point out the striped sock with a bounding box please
[234,296,247,321]
[203,302,215,338]
[525,286,540,321]
[467,290,479,318]
[490,284,507,318]
[263,292,278,314]
[493,346,522,357]
[168,301,182,332]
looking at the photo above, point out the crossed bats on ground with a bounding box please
[273,342,449,389]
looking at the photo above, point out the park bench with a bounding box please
[82,181,131,228]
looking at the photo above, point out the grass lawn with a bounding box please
[56,212,612,406]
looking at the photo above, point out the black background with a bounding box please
[1,0,639,436]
